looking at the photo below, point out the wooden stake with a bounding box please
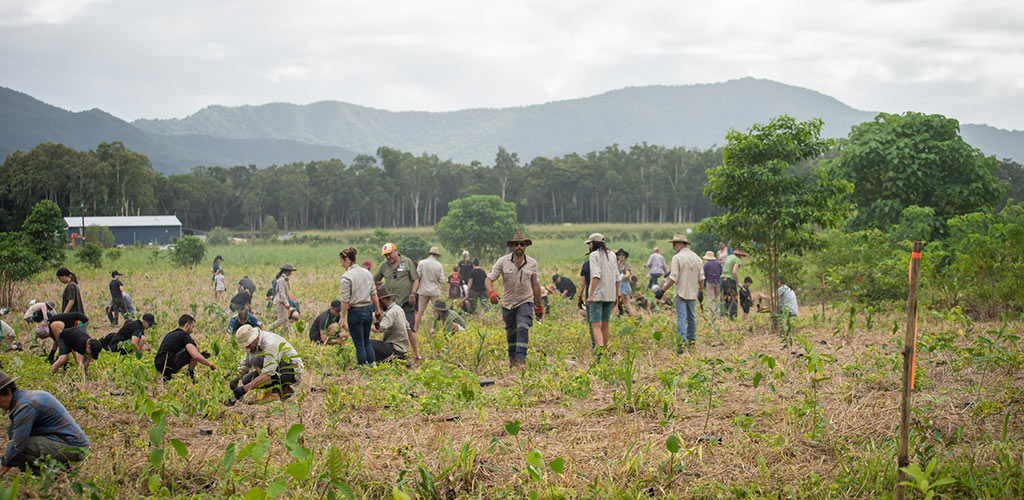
[820,273,826,319]
[895,241,923,500]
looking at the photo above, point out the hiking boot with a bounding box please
[254,392,281,404]
[280,385,294,401]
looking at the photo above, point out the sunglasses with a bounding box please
[511,242,527,248]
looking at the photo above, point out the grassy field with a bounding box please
[1,236,1022,499]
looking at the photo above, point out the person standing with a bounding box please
[414,247,445,333]
[107,270,129,325]
[485,232,543,369]
[0,371,89,475]
[702,251,723,315]
[154,314,217,381]
[268,264,295,333]
[721,250,746,321]
[374,243,420,329]
[585,234,618,351]
[447,268,463,301]
[577,253,595,348]
[339,247,382,366]
[211,255,223,282]
[740,277,755,319]
[615,249,636,317]
[465,259,488,314]
[56,268,84,315]
[214,269,227,301]
[645,247,668,290]
[662,234,705,352]
[457,251,473,286]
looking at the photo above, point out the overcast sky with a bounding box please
[1,0,1022,130]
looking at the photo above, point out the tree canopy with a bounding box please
[826,112,1005,235]
[435,195,523,259]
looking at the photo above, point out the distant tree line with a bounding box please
[0,142,727,232]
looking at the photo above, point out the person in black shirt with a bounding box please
[56,268,84,314]
[238,276,257,295]
[101,313,155,354]
[309,300,344,344]
[552,274,577,300]
[464,259,488,314]
[48,320,101,377]
[34,312,88,363]
[229,288,253,313]
[154,315,217,381]
[457,251,474,285]
[108,270,128,325]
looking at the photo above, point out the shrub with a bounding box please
[76,242,104,268]
[0,231,44,308]
[207,226,231,246]
[435,195,522,259]
[261,215,279,239]
[170,235,207,268]
[20,200,66,266]
[106,248,122,262]
[396,234,432,261]
[84,225,115,248]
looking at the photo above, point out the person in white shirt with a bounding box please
[415,247,445,334]
[662,234,705,352]
[585,233,618,351]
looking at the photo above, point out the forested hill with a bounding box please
[133,77,1024,164]
[2,79,1022,174]
[0,87,361,174]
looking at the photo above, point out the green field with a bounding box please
[1,230,1021,499]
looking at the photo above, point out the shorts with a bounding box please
[215,283,226,292]
[418,294,440,311]
[619,281,632,296]
[588,301,614,323]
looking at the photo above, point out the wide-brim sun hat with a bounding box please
[428,247,441,256]
[0,370,19,392]
[703,251,716,260]
[235,324,259,348]
[280,264,296,271]
[584,233,605,244]
[507,232,532,247]
[616,248,630,259]
[432,299,448,311]
[376,285,392,300]
[670,234,690,244]
[733,249,748,257]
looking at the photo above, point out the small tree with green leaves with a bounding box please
[20,199,67,267]
[701,116,853,329]
[0,232,44,308]
[84,225,115,248]
[261,215,279,239]
[207,226,231,246]
[76,242,104,268]
[170,235,207,268]
[435,195,522,260]
[396,234,431,261]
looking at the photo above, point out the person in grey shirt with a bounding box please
[232,325,303,404]
[414,247,445,333]
[645,247,668,289]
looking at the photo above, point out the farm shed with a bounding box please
[64,215,183,246]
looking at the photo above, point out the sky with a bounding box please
[1,0,1022,130]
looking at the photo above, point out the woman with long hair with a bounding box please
[585,234,618,352]
[56,267,84,314]
[338,247,381,366]
[267,264,295,333]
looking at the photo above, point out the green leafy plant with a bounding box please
[170,235,207,267]
[76,242,104,268]
[899,458,955,500]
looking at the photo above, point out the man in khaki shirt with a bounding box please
[485,232,543,368]
[415,247,445,334]
[663,234,705,351]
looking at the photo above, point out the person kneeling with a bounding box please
[309,300,347,346]
[154,314,217,381]
[0,371,88,475]
[370,286,414,363]
[231,325,304,404]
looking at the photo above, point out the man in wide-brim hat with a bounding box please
[485,232,543,369]
[415,246,445,335]
[430,299,467,335]
[0,369,89,475]
[662,234,705,352]
[370,285,414,362]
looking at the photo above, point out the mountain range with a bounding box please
[2,78,1021,174]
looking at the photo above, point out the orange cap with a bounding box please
[381,242,396,255]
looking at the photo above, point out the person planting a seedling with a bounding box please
[154,314,217,381]
[662,234,705,352]
[47,318,103,377]
[776,277,799,318]
[267,264,296,333]
[0,317,16,351]
[309,299,346,345]
[56,267,84,314]
[415,247,445,334]
[231,324,304,404]
[485,232,543,369]
[370,286,414,362]
[0,370,89,476]
[230,283,254,313]
[34,312,88,363]
[586,233,618,353]
[100,313,155,354]
[430,299,467,335]
[226,308,262,344]
[22,300,56,324]
[552,274,577,300]
[374,242,421,330]
[108,270,129,325]
[105,291,137,323]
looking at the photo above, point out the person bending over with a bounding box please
[154,314,217,381]
[231,325,304,404]
[101,313,155,354]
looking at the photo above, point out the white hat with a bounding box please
[235,324,259,348]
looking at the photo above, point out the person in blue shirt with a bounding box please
[226,309,262,343]
[0,370,88,474]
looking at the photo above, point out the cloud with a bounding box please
[0,0,108,27]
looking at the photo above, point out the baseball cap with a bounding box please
[381,242,396,255]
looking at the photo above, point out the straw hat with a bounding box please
[0,370,18,392]
[733,249,748,257]
[584,233,605,244]
[507,232,532,247]
[427,247,441,256]
[670,234,690,244]
[235,324,259,348]
[703,251,716,260]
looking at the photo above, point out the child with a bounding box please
[447,270,463,300]
[740,277,754,318]
[214,269,226,301]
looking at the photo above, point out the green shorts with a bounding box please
[588,301,614,323]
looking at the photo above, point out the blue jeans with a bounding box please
[502,302,534,360]
[674,296,697,344]
[347,306,375,365]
